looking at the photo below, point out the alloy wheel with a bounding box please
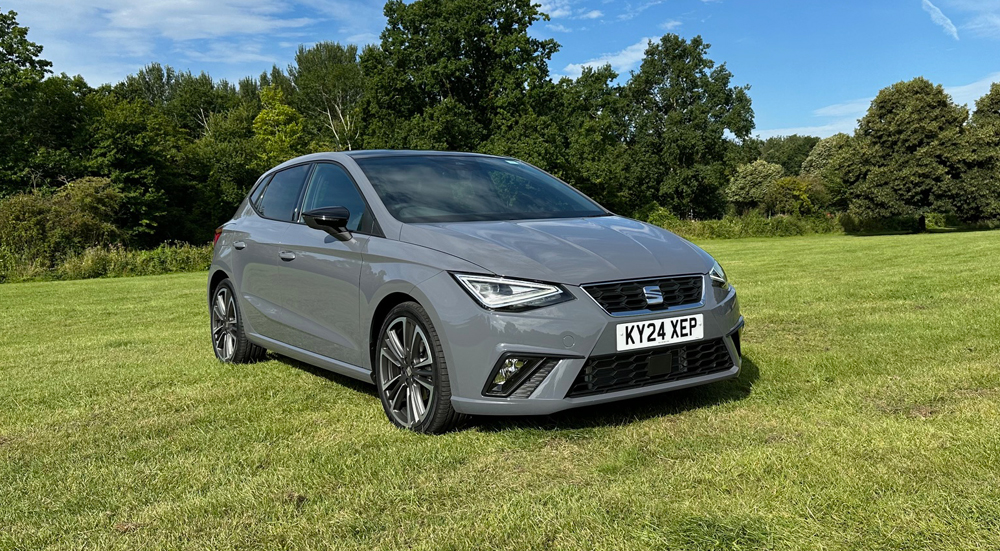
[211,286,238,361]
[378,316,435,428]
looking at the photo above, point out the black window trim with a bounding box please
[294,160,384,238]
[247,173,273,212]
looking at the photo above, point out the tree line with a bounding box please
[1,0,999,267]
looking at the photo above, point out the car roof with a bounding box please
[344,149,498,159]
[263,150,509,178]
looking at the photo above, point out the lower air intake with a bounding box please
[566,338,732,397]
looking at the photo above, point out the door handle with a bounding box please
[233,241,246,250]
[278,251,296,261]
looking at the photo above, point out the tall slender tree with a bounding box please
[287,42,364,151]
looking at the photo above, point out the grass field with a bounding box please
[1,231,999,550]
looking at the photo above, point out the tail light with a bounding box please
[214,227,223,246]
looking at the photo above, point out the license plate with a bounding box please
[616,314,704,352]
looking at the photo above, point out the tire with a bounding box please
[210,279,267,364]
[374,302,465,434]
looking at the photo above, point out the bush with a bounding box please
[837,213,924,234]
[54,243,213,281]
[1,243,213,283]
[641,208,842,240]
[0,177,123,272]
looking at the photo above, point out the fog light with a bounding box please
[484,355,547,397]
[494,358,527,384]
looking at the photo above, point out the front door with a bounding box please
[269,162,373,367]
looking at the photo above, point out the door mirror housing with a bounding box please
[302,207,352,241]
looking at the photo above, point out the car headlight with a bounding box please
[453,274,572,311]
[709,260,729,290]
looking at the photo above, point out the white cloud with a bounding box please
[179,41,278,64]
[547,23,572,32]
[6,0,385,85]
[579,10,604,19]
[755,120,859,140]
[345,32,379,45]
[922,0,960,39]
[965,13,1000,38]
[812,98,872,118]
[563,37,651,78]
[660,19,682,30]
[538,0,573,18]
[20,0,315,42]
[947,71,1000,106]
[618,1,664,21]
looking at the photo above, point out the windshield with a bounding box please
[353,155,608,223]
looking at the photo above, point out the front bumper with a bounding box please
[415,272,744,416]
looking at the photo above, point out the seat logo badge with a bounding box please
[643,285,664,307]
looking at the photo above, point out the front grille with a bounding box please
[566,338,732,397]
[583,275,703,315]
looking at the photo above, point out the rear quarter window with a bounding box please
[256,164,311,222]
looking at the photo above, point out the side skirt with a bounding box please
[248,333,374,384]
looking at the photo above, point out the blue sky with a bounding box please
[7,0,1000,138]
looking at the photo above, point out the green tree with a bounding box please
[252,85,305,170]
[800,133,852,210]
[965,83,1000,220]
[285,42,364,151]
[192,101,261,214]
[622,34,754,217]
[1,74,91,194]
[0,10,50,87]
[972,82,1000,127]
[85,92,188,245]
[358,0,558,151]
[0,10,69,195]
[117,64,240,136]
[726,160,783,212]
[764,176,814,215]
[846,78,972,220]
[759,134,820,175]
[552,66,629,210]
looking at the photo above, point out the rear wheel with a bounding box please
[375,302,465,434]
[211,279,266,363]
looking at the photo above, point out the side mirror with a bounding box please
[302,207,352,241]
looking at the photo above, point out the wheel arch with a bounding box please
[208,269,231,304]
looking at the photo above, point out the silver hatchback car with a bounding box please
[209,151,743,433]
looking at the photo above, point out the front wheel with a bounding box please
[211,279,266,363]
[374,302,465,434]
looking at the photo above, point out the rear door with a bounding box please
[234,163,312,339]
[268,162,374,366]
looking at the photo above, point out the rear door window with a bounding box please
[257,164,311,222]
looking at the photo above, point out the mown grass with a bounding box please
[1,231,998,550]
